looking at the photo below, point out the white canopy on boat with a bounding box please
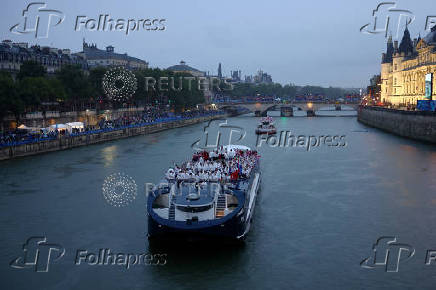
[223,145,251,151]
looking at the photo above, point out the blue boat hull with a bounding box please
[148,207,252,242]
[147,166,260,242]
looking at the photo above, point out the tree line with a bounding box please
[228,82,360,99]
[0,61,206,123]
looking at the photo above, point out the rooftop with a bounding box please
[167,60,201,72]
[80,41,147,64]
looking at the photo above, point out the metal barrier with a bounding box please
[0,112,224,148]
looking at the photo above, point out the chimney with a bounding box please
[106,45,114,53]
[394,41,398,50]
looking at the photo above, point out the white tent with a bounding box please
[18,124,41,133]
[17,124,29,130]
[65,122,84,133]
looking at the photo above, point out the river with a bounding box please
[1,112,436,289]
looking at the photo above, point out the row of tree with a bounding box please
[229,82,360,99]
[0,61,206,122]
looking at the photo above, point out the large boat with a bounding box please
[147,145,261,242]
[255,116,277,135]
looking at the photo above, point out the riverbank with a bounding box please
[0,113,225,161]
[357,106,436,143]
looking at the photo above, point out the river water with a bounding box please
[1,111,436,289]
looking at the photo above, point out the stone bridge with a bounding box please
[216,101,360,117]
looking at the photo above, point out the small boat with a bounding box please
[147,145,261,242]
[255,116,277,135]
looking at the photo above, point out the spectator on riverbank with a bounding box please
[1,108,223,147]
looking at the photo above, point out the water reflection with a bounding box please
[102,145,118,167]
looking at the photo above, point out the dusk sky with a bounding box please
[2,0,435,87]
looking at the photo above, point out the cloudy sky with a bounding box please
[2,0,435,87]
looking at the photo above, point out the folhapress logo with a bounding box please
[10,2,65,39]
[360,236,415,272]
[10,237,65,272]
[360,2,415,39]
[191,119,246,151]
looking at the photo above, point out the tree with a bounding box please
[0,73,22,127]
[18,77,51,109]
[131,68,204,111]
[17,61,46,80]
[88,66,107,97]
[56,65,93,110]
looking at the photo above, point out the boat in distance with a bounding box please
[147,145,261,242]
[255,116,277,135]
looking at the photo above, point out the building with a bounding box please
[217,63,222,79]
[367,74,381,103]
[78,40,148,70]
[242,69,272,84]
[380,25,436,106]
[0,40,87,74]
[252,69,273,84]
[230,70,242,82]
[167,60,205,77]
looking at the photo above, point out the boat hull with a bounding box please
[147,172,261,242]
[147,211,247,242]
[255,129,276,135]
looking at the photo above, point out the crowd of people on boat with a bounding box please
[165,147,259,183]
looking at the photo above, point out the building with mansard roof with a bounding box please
[77,40,148,70]
[380,25,436,106]
[0,40,87,74]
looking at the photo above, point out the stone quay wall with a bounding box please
[357,106,436,143]
[0,114,225,161]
